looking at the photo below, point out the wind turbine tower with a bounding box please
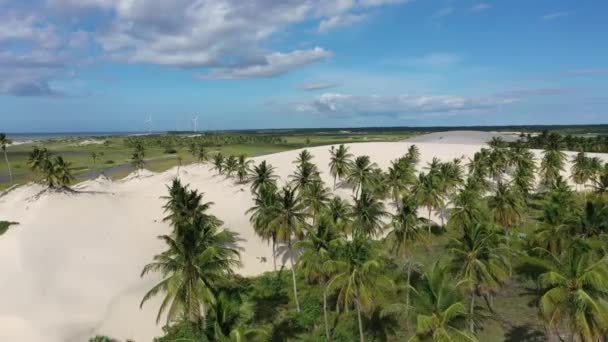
[144,115,152,135]
[192,116,199,133]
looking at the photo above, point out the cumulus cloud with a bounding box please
[298,81,339,91]
[470,3,491,12]
[297,93,510,117]
[541,11,570,21]
[318,14,366,32]
[199,47,332,80]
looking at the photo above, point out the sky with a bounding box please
[1,0,608,133]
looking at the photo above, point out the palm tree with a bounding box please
[0,133,13,182]
[235,155,252,184]
[247,186,280,271]
[413,172,443,235]
[488,182,523,274]
[409,261,476,342]
[270,186,309,312]
[385,195,426,318]
[510,145,536,196]
[27,146,50,174]
[347,155,377,198]
[131,142,146,170]
[540,134,566,190]
[405,144,421,166]
[52,156,74,188]
[571,152,590,192]
[448,223,509,332]
[352,191,386,238]
[386,158,416,208]
[448,178,486,230]
[212,153,225,175]
[249,160,277,194]
[90,151,104,168]
[296,214,340,340]
[327,196,352,234]
[197,144,210,164]
[329,144,354,189]
[290,161,320,191]
[325,236,393,342]
[591,163,608,194]
[224,155,238,177]
[537,249,608,341]
[141,183,241,326]
[488,182,523,229]
[294,149,313,168]
[301,179,330,223]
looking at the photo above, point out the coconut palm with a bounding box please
[131,142,146,170]
[141,184,241,326]
[325,236,393,342]
[537,249,608,341]
[329,144,354,189]
[90,151,104,168]
[0,133,13,182]
[212,153,225,175]
[249,160,277,194]
[224,155,238,177]
[448,179,486,230]
[385,195,426,317]
[270,186,309,312]
[488,182,523,229]
[197,144,210,164]
[405,144,421,166]
[352,191,386,238]
[347,155,378,199]
[571,152,591,192]
[448,222,509,332]
[386,158,416,207]
[301,179,330,222]
[327,196,352,234]
[592,163,608,194]
[27,146,50,174]
[409,261,477,342]
[247,186,280,271]
[413,172,444,235]
[290,161,320,191]
[235,155,252,184]
[540,135,566,190]
[296,214,340,340]
[52,156,74,188]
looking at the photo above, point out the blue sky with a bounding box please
[1,0,607,132]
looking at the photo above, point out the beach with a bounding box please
[1,132,607,341]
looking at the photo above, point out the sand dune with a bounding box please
[405,130,521,144]
[0,139,606,341]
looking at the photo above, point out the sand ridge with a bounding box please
[0,139,606,341]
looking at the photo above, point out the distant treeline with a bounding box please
[124,134,287,150]
[510,131,608,153]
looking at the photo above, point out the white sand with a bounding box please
[406,130,521,144]
[0,138,606,342]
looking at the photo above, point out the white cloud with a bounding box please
[402,53,462,68]
[298,92,510,117]
[470,3,491,12]
[541,11,569,21]
[299,81,339,91]
[199,47,332,80]
[318,14,366,33]
[433,7,454,18]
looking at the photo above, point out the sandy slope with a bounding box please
[405,130,521,144]
[0,139,606,342]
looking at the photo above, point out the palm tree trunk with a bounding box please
[272,238,277,272]
[323,287,330,341]
[356,300,365,342]
[3,150,12,182]
[469,288,475,333]
[428,208,432,236]
[289,248,301,312]
[405,260,412,319]
[333,175,337,190]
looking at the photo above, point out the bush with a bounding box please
[105,160,115,164]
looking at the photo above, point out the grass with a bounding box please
[0,131,416,190]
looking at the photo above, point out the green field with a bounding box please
[0,131,417,190]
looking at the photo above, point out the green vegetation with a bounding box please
[510,130,608,153]
[0,221,18,236]
[102,139,608,342]
[0,130,417,190]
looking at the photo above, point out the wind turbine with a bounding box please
[192,116,199,133]
[144,115,152,135]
